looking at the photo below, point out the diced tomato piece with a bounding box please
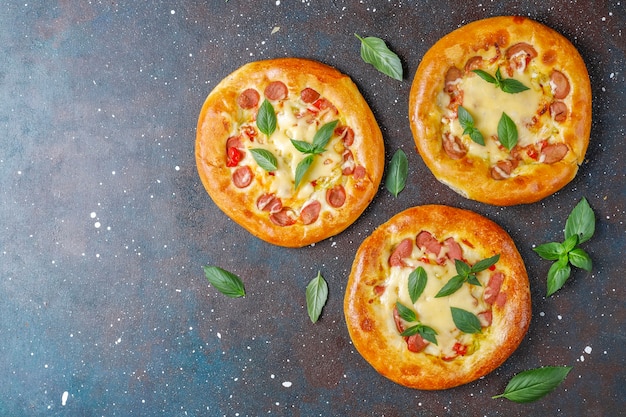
[453,342,468,356]
[226,146,241,167]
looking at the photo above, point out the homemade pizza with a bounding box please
[196,58,384,247]
[409,16,592,206]
[344,205,531,390]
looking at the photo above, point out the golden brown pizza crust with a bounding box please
[409,16,592,206]
[344,205,531,390]
[196,58,384,247]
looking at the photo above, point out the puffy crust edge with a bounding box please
[196,58,384,247]
[344,205,531,390]
[408,16,592,206]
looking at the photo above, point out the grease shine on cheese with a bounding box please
[379,240,490,358]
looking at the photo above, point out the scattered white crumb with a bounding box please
[282,381,292,388]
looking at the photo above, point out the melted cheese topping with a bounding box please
[379,241,491,358]
[233,96,350,214]
[439,53,563,171]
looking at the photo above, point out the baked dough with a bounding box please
[409,16,591,205]
[196,58,384,247]
[344,205,531,390]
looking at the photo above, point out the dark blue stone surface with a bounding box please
[0,1,624,416]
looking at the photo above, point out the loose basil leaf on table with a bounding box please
[203,266,246,298]
[354,33,403,81]
[385,149,408,197]
[564,197,595,243]
[534,197,595,296]
[493,366,572,403]
[306,271,328,323]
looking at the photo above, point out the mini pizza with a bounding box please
[409,16,592,205]
[344,205,531,390]
[196,58,384,247]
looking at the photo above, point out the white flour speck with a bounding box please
[90,212,96,218]
[580,355,585,362]
[217,332,222,339]
[584,346,592,354]
[94,222,101,228]
[61,391,69,406]
[282,381,292,387]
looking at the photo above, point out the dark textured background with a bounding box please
[1,1,624,416]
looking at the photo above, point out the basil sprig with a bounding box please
[257,99,277,136]
[395,302,438,345]
[450,307,482,334]
[203,266,246,298]
[385,149,408,197]
[472,68,530,94]
[355,33,403,81]
[435,255,500,298]
[457,106,485,145]
[249,148,278,172]
[408,267,427,303]
[534,197,595,296]
[497,112,518,150]
[306,271,328,323]
[493,366,572,403]
[292,120,338,189]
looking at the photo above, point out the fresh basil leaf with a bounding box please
[564,197,595,244]
[533,242,564,260]
[471,254,500,273]
[466,274,482,286]
[546,257,571,296]
[203,266,246,298]
[306,271,328,323]
[435,275,465,298]
[492,366,572,403]
[418,325,439,345]
[497,112,518,150]
[249,148,278,171]
[457,105,474,129]
[468,128,485,146]
[290,139,319,154]
[294,154,314,189]
[458,106,485,145]
[399,324,421,337]
[408,267,427,304]
[395,301,417,323]
[355,33,403,81]
[256,99,277,136]
[400,324,438,345]
[472,69,497,85]
[500,78,531,94]
[455,259,472,276]
[561,234,579,253]
[385,149,408,197]
[451,307,482,334]
[569,248,592,272]
[311,120,338,151]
